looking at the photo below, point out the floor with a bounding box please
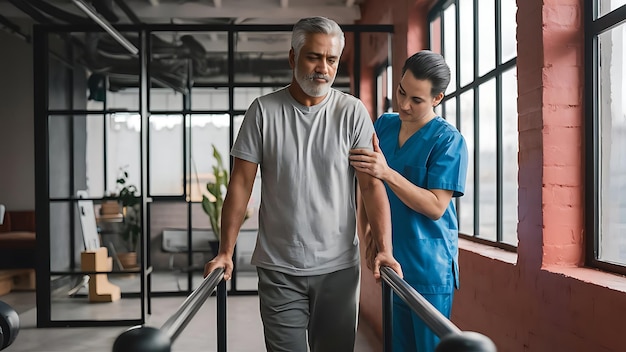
[0,289,382,352]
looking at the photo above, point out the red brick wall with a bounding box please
[356,0,432,118]
[357,0,626,350]
[516,0,546,271]
[454,249,626,351]
[539,0,585,267]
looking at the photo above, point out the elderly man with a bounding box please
[204,16,402,352]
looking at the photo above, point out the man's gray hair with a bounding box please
[291,17,345,57]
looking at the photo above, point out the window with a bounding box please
[375,63,393,117]
[429,0,518,247]
[587,2,626,272]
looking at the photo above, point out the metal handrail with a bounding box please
[380,266,497,352]
[161,267,225,341]
[111,267,226,352]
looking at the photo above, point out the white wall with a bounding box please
[0,29,34,210]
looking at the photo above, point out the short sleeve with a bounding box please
[426,132,468,198]
[231,99,262,164]
[351,101,375,150]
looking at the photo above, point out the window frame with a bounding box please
[428,0,518,252]
[585,2,626,275]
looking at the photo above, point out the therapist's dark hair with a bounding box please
[402,50,451,97]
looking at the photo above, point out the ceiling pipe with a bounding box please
[2,3,81,70]
[112,0,142,24]
[28,0,91,24]
[6,0,54,24]
[0,13,31,42]
[72,0,138,55]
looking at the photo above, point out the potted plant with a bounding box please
[113,168,141,269]
[201,145,251,254]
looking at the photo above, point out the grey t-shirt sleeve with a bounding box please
[231,98,262,164]
[352,100,375,150]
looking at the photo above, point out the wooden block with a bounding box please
[0,277,12,296]
[81,247,121,302]
[0,270,18,296]
[0,269,36,295]
[12,269,35,291]
[0,270,16,281]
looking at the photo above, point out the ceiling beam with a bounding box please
[129,3,361,22]
[0,1,363,24]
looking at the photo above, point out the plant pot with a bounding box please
[117,251,139,270]
[100,201,121,216]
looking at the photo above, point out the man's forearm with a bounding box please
[358,176,392,253]
[357,171,403,278]
[217,158,257,256]
[218,188,249,256]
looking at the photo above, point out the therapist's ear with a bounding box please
[432,92,444,107]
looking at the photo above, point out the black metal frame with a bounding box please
[428,0,517,252]
[373,58,392,118]
[585,2,626,275]
[35,23,149,327]
[34,22,394,327]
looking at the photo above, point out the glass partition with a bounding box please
[191,87,229,111]
[149,114,184,196]
[36,23,394,327]
[235,31,291,83]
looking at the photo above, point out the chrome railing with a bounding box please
[111,267,226,352]
[380,266,496,352]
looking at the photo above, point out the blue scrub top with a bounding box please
[374,113,468,294]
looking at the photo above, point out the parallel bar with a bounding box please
[217,279,227,352]
[380,266,497,352]
[381,280,393,352]
[161,267,225,342]
[380,266,461,338]
[112,268,225,351]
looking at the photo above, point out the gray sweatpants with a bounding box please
[257,265,360,352]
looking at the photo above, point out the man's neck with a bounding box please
[288,82,327,107]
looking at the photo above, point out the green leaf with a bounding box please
[213,145,223,167]
[202,195,220,237]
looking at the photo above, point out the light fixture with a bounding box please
[71,0,139,56]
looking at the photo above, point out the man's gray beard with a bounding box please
[295,69,334,98]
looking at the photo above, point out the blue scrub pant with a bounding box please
[392,291,454,352]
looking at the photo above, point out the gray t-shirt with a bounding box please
[232,86,375,276]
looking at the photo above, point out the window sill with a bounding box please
[544,265,626,292]
[459,238,626,293]
[459,238,517,264]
